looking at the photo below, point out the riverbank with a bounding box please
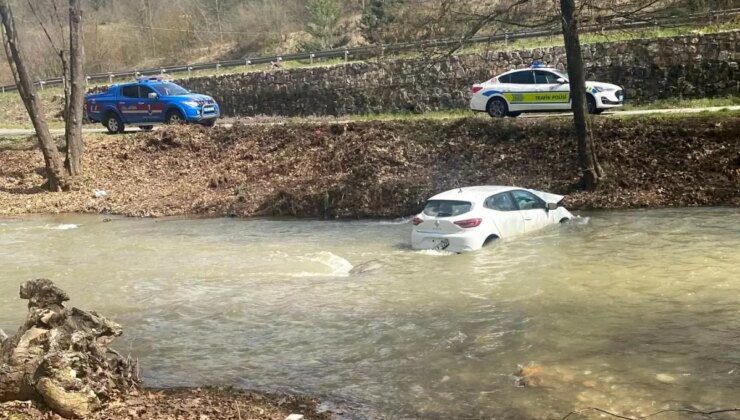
[0,388,331,419]
[0,114,738,218]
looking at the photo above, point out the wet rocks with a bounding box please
[0,279,140,418]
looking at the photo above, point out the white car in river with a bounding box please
[411,186,574,253]
[469,63,624,117]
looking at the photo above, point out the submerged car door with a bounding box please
[511,190,549,233]
[533,70,571,110]
[483,192,525,237]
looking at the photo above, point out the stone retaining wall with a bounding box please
[180,31,739,117]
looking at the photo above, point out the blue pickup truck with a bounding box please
[85,77,220,133]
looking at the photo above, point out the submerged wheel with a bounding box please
[559,217,571,223]
[483,234,500,246]
[201,119,216,128]
[507,111,522,118]
[104,113,124,134]
[166,110,185,125]
[138,125,154,132]
[486,97,508,118]
[587,95,598,115]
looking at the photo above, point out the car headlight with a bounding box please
[182,101,200,108]
[592,86,618,93]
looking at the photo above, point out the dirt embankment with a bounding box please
[1,115,738,218]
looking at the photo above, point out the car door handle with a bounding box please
[523,217,532,221]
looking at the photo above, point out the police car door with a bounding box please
[502,70,536,112]
[533,70,571,110]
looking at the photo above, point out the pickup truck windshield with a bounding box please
[152,83,189,96]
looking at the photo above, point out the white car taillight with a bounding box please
[454,218,482,228]
[412,216,423,226]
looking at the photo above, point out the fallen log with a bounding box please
[0,279,139,418]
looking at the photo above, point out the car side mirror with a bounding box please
[556,78,566,84]
[148,92,158,99]
[546,202,558,211]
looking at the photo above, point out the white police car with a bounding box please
[469,63,624,117]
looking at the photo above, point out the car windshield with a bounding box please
[152,82,190,96]
[423,200,472,217]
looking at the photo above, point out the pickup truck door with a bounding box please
[118,85,142,123]
[138,86,166,123]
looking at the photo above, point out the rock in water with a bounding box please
[0,279,140,418]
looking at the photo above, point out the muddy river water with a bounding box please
[1,208,738,418]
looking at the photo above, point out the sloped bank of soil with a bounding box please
[0,115,738,218]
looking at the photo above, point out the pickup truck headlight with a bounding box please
[182,101,200,108]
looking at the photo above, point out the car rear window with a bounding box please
[423,200,472,217]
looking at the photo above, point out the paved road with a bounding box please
[1,105,738,137]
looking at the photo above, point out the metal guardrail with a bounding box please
[1,8,738,93]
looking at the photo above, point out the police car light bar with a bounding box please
[530,61,546,68]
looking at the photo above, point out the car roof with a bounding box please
[500,67,560,76]
[428,186,518,202]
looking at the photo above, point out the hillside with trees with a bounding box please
[0,0,734,86]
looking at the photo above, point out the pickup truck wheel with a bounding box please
[104,113,124,134]
[138,125,154,131]
[202,119,216,128]
[166,110,185,125]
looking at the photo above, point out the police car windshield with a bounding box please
[152,83,189,96]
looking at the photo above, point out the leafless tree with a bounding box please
[0,0,85,190]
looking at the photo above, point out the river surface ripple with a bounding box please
[0,208,738,418]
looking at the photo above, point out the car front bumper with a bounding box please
[595,90,624,108]
[184,104,220,122]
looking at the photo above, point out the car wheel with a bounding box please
[104,113,124,134]
[166,110,185,125]
[507,111,522,118]
[202,119,216,128]
[586,95,598,115]
[138,125,154,132]
[559,217,571,223]
[483,234,499,246]
[486,97,508,118]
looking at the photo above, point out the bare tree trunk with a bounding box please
[66,0,84,176]
[559,0,602,190]
[0,0,68,191]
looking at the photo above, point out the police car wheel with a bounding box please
[507,111,522,118]
[166,110,185,125]
[587,95,598,115]
[105,113,124,134]
[138,125,154,132]
[486,98,508,118]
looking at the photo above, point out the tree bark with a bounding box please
[0,0,68,191]
[66,0,85,176]
[559,0,602,190]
